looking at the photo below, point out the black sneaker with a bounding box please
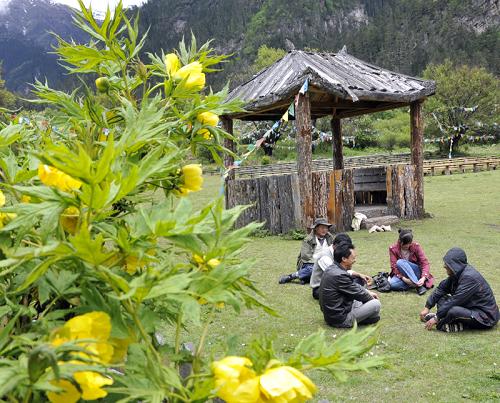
[442,323,464,333]
[417,286,427,295]
[424,313,437,322]
[279,274,296,284]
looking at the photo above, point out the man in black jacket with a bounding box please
[319,243,381,328]
[420,247,499,332]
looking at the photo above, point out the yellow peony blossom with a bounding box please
[259,365,316,402]
[207,258,221,268]
[124,255,146,275]
[173,61,205,91]
[212,356,260,403]
[74,371,113,400]
[0,212,17,229]
[47,379,81,403]
[38,164,82,192]
[175,164,203,196]
[60,206,80,234]
[197,111,219,139]
[165,53,180,76]
[212,357,316,403]
[48,312,114,402]
[0,190,4,206]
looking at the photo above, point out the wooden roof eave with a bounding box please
[224,67,436,121]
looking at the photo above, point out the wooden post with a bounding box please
[331,114,344,170]
[296,92,314,229]
[410,101,424,218]
[221,117,235,180]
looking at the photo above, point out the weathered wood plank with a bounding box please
[331,117,343,169]
[296,92,314,229]
[410,101,424,217]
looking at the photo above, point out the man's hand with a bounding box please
[352,271,372,285]
[425,317,438,330]
[416,277,426,287]
[419,307,430,322]
[369,291,379,300]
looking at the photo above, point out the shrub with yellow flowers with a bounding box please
[0,1,384,402]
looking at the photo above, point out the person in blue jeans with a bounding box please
[279,218,334,284]
[388,229,434,295]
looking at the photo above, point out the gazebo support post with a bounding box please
[410,100,425,217]
[221,116,235,181]
[331,113,344,170]
[296,92,314,230]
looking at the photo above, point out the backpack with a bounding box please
[371,272,391,292]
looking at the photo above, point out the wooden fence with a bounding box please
[226,163,422,233]
[210,154,499,178]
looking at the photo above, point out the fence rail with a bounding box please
[206,154,499,178]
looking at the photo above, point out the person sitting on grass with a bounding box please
[279,217,334,285]
[319,243,381,328]
[420,247,499,333]
[310,233,371,300]
[389,228,434,295]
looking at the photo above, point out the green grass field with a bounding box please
[164,170,500,402]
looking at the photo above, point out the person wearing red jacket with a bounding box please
[389,229,434,295]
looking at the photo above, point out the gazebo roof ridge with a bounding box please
[225,48,435,120]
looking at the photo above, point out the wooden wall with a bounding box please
[226,164,418,233]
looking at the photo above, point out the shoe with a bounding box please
[424,313,436,322]
[417,286,427,295]
[360,316,380,325]
[443,323,464,332]
[279,274,296,284]
[381,225,392,232]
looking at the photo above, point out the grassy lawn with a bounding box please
[162,170,500,402]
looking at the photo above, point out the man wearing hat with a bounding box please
[279,218,335,284]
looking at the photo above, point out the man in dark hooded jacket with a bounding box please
[420,247,499,332]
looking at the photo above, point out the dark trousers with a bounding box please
[312,287,319,300]
[437,304,489,331]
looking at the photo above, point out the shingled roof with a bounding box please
[226,48,436,121]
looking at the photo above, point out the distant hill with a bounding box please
[138,0,499,88]
[0,0,498,93]
[0,0,86,93]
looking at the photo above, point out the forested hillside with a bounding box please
[138,0,499,88]
[0,0,498,92]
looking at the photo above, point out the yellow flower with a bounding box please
[21,195,31,203]
[60,206,79,234]
[175,164,203,196]
[207,258,221,268]
[47,312,115,402]
[0,190,5,206]
[165,53,180,76]
[0,212,17,229]
[173,61,206,91]
[38,164,82,192]
[47,379,80,403]
[193,254,205,265]
[52,311,114,364]
[259,366,316,402]
[124,255,147,275]
[197,112,219,139]
[74,371,113,400]
[212,356,260,403]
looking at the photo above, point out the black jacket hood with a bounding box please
[443,247,468,276]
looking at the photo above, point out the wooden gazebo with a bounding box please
[222,48,436,233]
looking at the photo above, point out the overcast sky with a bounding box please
[52,0,146,13]
[0,0,147,15]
